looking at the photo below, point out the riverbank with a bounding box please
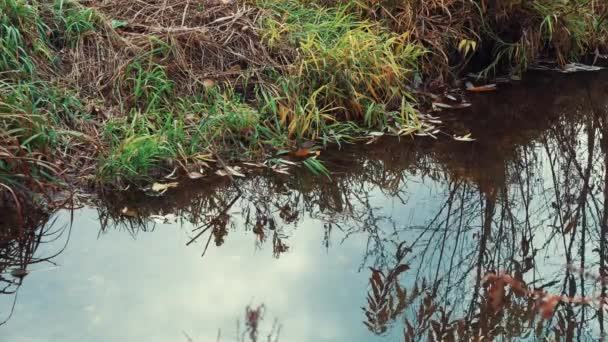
[3,68,608,340]
[1,0,606,204]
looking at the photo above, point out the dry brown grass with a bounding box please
[346,0,608,82]
[1,0,606,207]
[65,0,279,99]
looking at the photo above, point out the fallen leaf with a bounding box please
[216,166,245,178]
[293,149,311,157]
[466,82,497,92]
[151,182,179,193]
[121,207,138,217]
[433,102,455,109]
[453,133,476,142]
[273,168,290,175]
[242,162,265,168]
[228,166,245,177]
[277,159,298,166]
[432,102,471,110]
[187,171,204,180]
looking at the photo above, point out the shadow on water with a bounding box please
[2,70,608,340]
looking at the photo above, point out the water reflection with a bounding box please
[0,204,70,326]
[2,70,608,340]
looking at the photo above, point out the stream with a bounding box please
[2,70,608,341]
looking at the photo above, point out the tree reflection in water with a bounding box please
[3,70,608,340]
[0,204,71,326]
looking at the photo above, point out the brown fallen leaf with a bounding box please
[466,81,497,92]
[121,207,138,217]
[293,149,312,157]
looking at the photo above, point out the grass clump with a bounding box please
[348,0,608,79]
[98,86,263,184]
[95,0,427,184]
[0,0,607,201]
[255,0,425,142]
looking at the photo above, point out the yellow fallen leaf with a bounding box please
[151,182,179,193]
[453,133,476,142]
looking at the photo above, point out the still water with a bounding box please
[2,71,608,341]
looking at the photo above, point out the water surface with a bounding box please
[2,71,608,341]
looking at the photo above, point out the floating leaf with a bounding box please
[151,182,179,193]
[466,82,497,92]
[293,149,312,157]
[433,102,471,110]
[272,167,290,175]
[453,133,476,142]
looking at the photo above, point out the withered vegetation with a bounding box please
[0,0,606,204]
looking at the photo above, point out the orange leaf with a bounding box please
[293,149,311,157]
[466,84,497,92]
